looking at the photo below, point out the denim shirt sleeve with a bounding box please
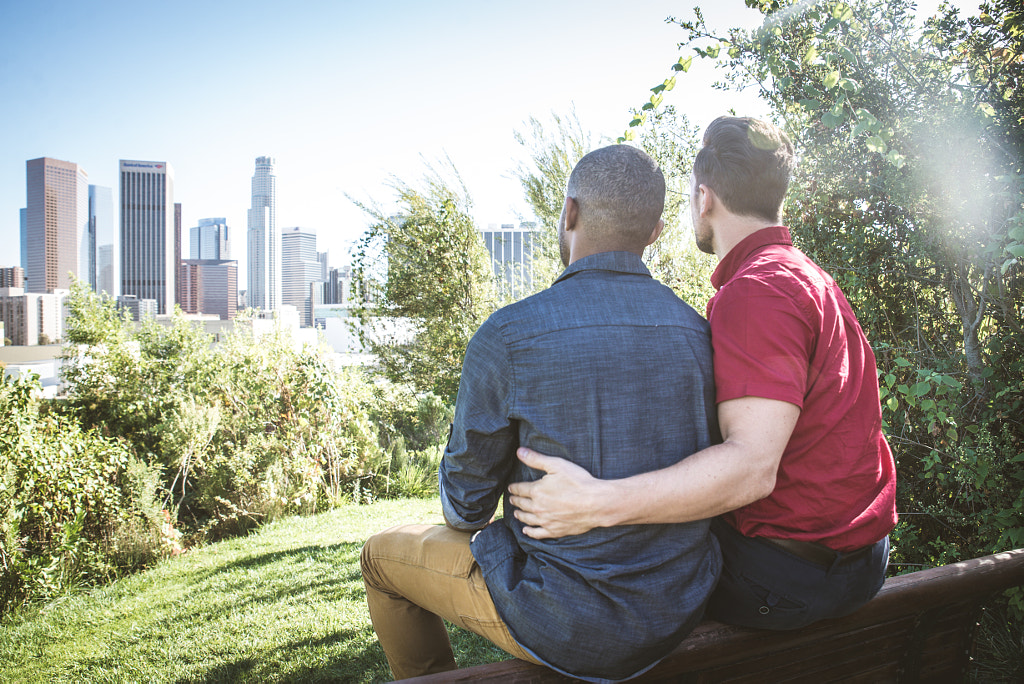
[439,316,518,531]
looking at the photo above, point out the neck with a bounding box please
[568,240,644,265]
[713,214,779,262]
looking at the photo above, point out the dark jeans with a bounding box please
[706,517,890,630]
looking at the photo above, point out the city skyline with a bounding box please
[0,1,968,279]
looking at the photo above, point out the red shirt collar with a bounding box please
[710,225,793,290]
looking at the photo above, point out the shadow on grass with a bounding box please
[177,628,391,684]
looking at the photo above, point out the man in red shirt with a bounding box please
[509,116,897,629]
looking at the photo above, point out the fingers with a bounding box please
[516,447,559,472]
[520,524,553,540]
[513,510,554,539]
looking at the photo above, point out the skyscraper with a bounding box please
[120,160,175,314]
[190,218,230,260]
[89,185,114,295]
[25,157,89,293]
[281,226,321,327]
[247,156,278,311]
[179,259,238,320]
[19,208,27,272]
[480,222,539,300]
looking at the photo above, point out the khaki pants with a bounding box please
[360,524,541,680]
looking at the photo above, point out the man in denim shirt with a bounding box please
[361,145,720,681]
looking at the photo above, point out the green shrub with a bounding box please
[0,373,165,615]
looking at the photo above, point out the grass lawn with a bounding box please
[0,498,506,683]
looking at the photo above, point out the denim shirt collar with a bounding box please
[554,251,652,285]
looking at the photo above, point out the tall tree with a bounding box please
[350,166,497,401]
[511,110,599,292]
[628,0,1024,567]
[513,108,716,306]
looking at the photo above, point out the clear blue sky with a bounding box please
[0,0,965,275]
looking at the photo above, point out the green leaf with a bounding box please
[886,150,906,169]
[832,3,854,21]
[1006,244,1024,258]
[651,84,666,94]
[851,118,874,137]
[821,17,842,34]
[673,56,693,72]
[804,82,826,99]
[838,77,860,92]
[979,102,996,117]
[662,76,677,92]
[1009,225,1024,241]
[895,357,912,367]
[866,136,887,153]
[912,381,931,397]
[839,46,857,63]
[821,111,844,128]
[824,70,841,89]
[799,98,824,111]
[803,45,819,64]
[706,45,720,58]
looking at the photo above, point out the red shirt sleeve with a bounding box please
[709,277,814,408]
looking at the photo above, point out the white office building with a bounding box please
[247,156,278,312]
[190,217,230,261]
[282,226,321,327]
[0,287,66,346]
[480,222,540,300]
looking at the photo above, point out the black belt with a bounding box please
[761,537,872,567]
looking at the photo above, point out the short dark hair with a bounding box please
[566,144,665,247]
[692,116,795,222]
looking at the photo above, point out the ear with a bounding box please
[696,184,714,217]
[563,196,579,232]
[645,218,665,247]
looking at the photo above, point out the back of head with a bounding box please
[693,117,795,223]
[566,144,665,250]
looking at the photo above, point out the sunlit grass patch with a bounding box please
[0,498,505,683]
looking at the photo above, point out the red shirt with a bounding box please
[708,226,897,551]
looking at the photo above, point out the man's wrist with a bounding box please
[594,477,630,528]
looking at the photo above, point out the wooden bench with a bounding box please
[403,548,1024,683]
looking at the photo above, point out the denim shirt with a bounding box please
[439,251,721,682]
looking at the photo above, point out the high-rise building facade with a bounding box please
[25,157,89,293]
[281,226,321,327]
[120,160,175,314]
[0,287,65,345]
[319,265,352,305]
[89,184,115,295]
[247,156,278,311]
[480,222,539,300]
[190,218,230,260]
[0,267,25,289]
[179,259,238,320]
[19,208,27,272]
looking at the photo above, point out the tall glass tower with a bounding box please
[191,218,230,260]
[89,184,114,295]
[247,156,278,311]
[281,226,320,327]
[119,160,175,314]
[25,157,89,293]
